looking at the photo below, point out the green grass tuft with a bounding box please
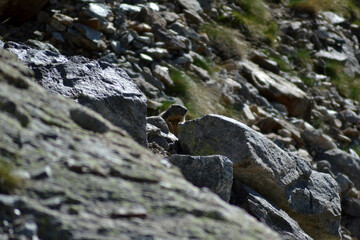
[169,69,242,119]
[289,0,360,21]
[0,160,23,194]
[216,0,278,44]
[325,60,360,101]
[200,23,245,60]
[193,57,217,76]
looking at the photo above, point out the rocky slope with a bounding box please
[0,47,282,239]
[1,0,360,239]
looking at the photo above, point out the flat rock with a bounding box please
[168,154,233,202]
[240,60,312,120]
[315,49,348,62]
[321,11,345,24]
[4,41,147,146]
[179,114,341,239]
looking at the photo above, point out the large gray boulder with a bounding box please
[179,114,341,239]
[0,48,283,239]
[231,180,313,240]
[168,155,233,202]
[320,149,360,188]
[3,41,147,146]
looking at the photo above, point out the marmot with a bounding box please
[159,104,187,136]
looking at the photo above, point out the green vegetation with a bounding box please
[265,50,292,72]
[168,68,250,122]
[325,60,360,101]
[289,0,360,21]
[168,69,226,119]
[193,57,217,75]
[201,23,245,60]
[0,160,23,194]
[216,0,278,44]
[292,48,312,67]
[266,48,316,86]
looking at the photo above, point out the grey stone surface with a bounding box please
[301,125,337,151]
[240,60,312,120]
[176,0,203,13]
[343,198,360,217]
[152,24,187,51]
[0,48,282,240]
[320,149,360,188]
[168,154,233,202]
[231,181,313,240]
[4,41,147,146]
[147,116,169,134]
[179,114,341,239]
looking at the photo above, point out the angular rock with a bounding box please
[132,77,160,99]
[321,11,345,25]
[129,22,152,34]
[343,198,360,217]
[338,109,360,125]
[0,47,282,240]
[119,3,141,14]
[189,64,211,81]
[196,0,214,12]
[301,123,337,151]
[142,67,165,91]
[231,181,313,240]
[179,114,341,239]
[336,173,354,196]
[256,116,303,145]
[315,49,347,62]
[65,28,106,51]
[250,51,280,74]
[170,21,200,41]
[176,0,203,13]
[320,149,360,188]
[73,23,103,44]
[137,6,167,28]
[147,116,169,134]
[146,48,169,59]
[240,60,312,120]
[184,9,204,25]
[4,42,147,146]
[152,65,173,87]
[152,24,187,51]
[146,123,170,151]
[160,11,180,24]
[168,154,233,202]
[25,40,60,54]
[85,3,112,19]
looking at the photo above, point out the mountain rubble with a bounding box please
[1,0,360,239]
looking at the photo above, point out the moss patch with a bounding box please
[0,160,23,194]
